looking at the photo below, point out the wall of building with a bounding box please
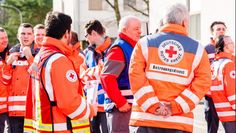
[201,0,235,45]
[53,0,149,40]
[149,0,235,46]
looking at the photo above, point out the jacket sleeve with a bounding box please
[129,42,160,114]
[170,49,212,115]
[49,56,95,120]
[1,59,12,85]
[223,62,235,110]
[100,46,127,108]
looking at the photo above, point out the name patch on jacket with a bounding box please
[150,64,188,76]
[66,70,78,82]
[158,40,184,65]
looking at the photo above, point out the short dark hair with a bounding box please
[0,27,6,32]
[34,24,45,31]
[18,23,33,32]
[210,21,227,32]
[44,11,72,39]
[215,35,230,54]
[84,19,105,35]
[70,31,79,45]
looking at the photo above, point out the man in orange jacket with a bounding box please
[24,11,96,133]
[2,23,37,133]
[0,27,10,133]
[129,3,211,133]
[210,35,235,133]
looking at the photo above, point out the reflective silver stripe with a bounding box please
[44,53,64,101]
[233,104,236,110]
[134,85,154,101]
[146,72,189,85]
[12,60,29,66]
[2,74,11,80]
[68,98,86,119]
[0,104,7,109]
[53,123,68,131]
[131,112,193,125]
[8,105,25,111]
[139,38,148,62]
[8,96,26,101]
[187,43,204,84]
[175,96,190,113]
[97,89,105,95]
[228,95,236,101]
[127,99,133,103]
[210,85,224,91]
[121,90,133,96]
[80,103,90,120]
[141,97,159,112]
[214,102,231,108]
[217,111,235,117]
[182,89,200,105]
[208,53,215,59]
[0,97,7,102]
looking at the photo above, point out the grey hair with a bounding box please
[118,15,141,33]
[162,3,189,25]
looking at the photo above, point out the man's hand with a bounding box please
[6,52,20,65]
[154,102,172,117]
[118,102,131,112]
[22,46,33,59]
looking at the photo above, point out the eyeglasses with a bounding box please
[84,33,88,38]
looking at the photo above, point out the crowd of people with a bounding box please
[0,3,235,133]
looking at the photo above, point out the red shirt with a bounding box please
[100,33,137,108]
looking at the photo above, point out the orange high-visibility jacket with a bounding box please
[129,24,211,132]
[24,37,93,133]
[1,44,38,117]
[0,57,8,114]
[210,52,235,122]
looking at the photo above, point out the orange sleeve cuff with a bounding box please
[171,101,182,115]
[147,103,160,114]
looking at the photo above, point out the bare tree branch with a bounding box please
[105,0,115,9]
[128,3,148,17]
[104,0,120,25]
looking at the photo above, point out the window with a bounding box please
[89,0,102,10]
[189,13,201,41]
[124,0,136,10]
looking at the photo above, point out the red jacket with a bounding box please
[24,37,93,133]
[210,52,235,122]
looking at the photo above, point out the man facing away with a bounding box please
[129,3,211,133]
[100,15,141,133]
[23,11,96,133]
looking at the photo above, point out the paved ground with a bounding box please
[193,104,225,133]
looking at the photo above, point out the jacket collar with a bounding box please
[42,37,73,56]
[160,23,188,36]
[216,52,235,60]
[119,33,137,47]
[95,37,112,54]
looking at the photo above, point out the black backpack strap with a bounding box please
[40,52,73,133]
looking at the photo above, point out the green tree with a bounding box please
[0,0,52,45]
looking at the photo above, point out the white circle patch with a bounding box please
[158,40,184,65]
[230,70,235,79]
[66,70,78,82]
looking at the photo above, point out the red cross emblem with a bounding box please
[69,73,75,79]
[165,46,177,58]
